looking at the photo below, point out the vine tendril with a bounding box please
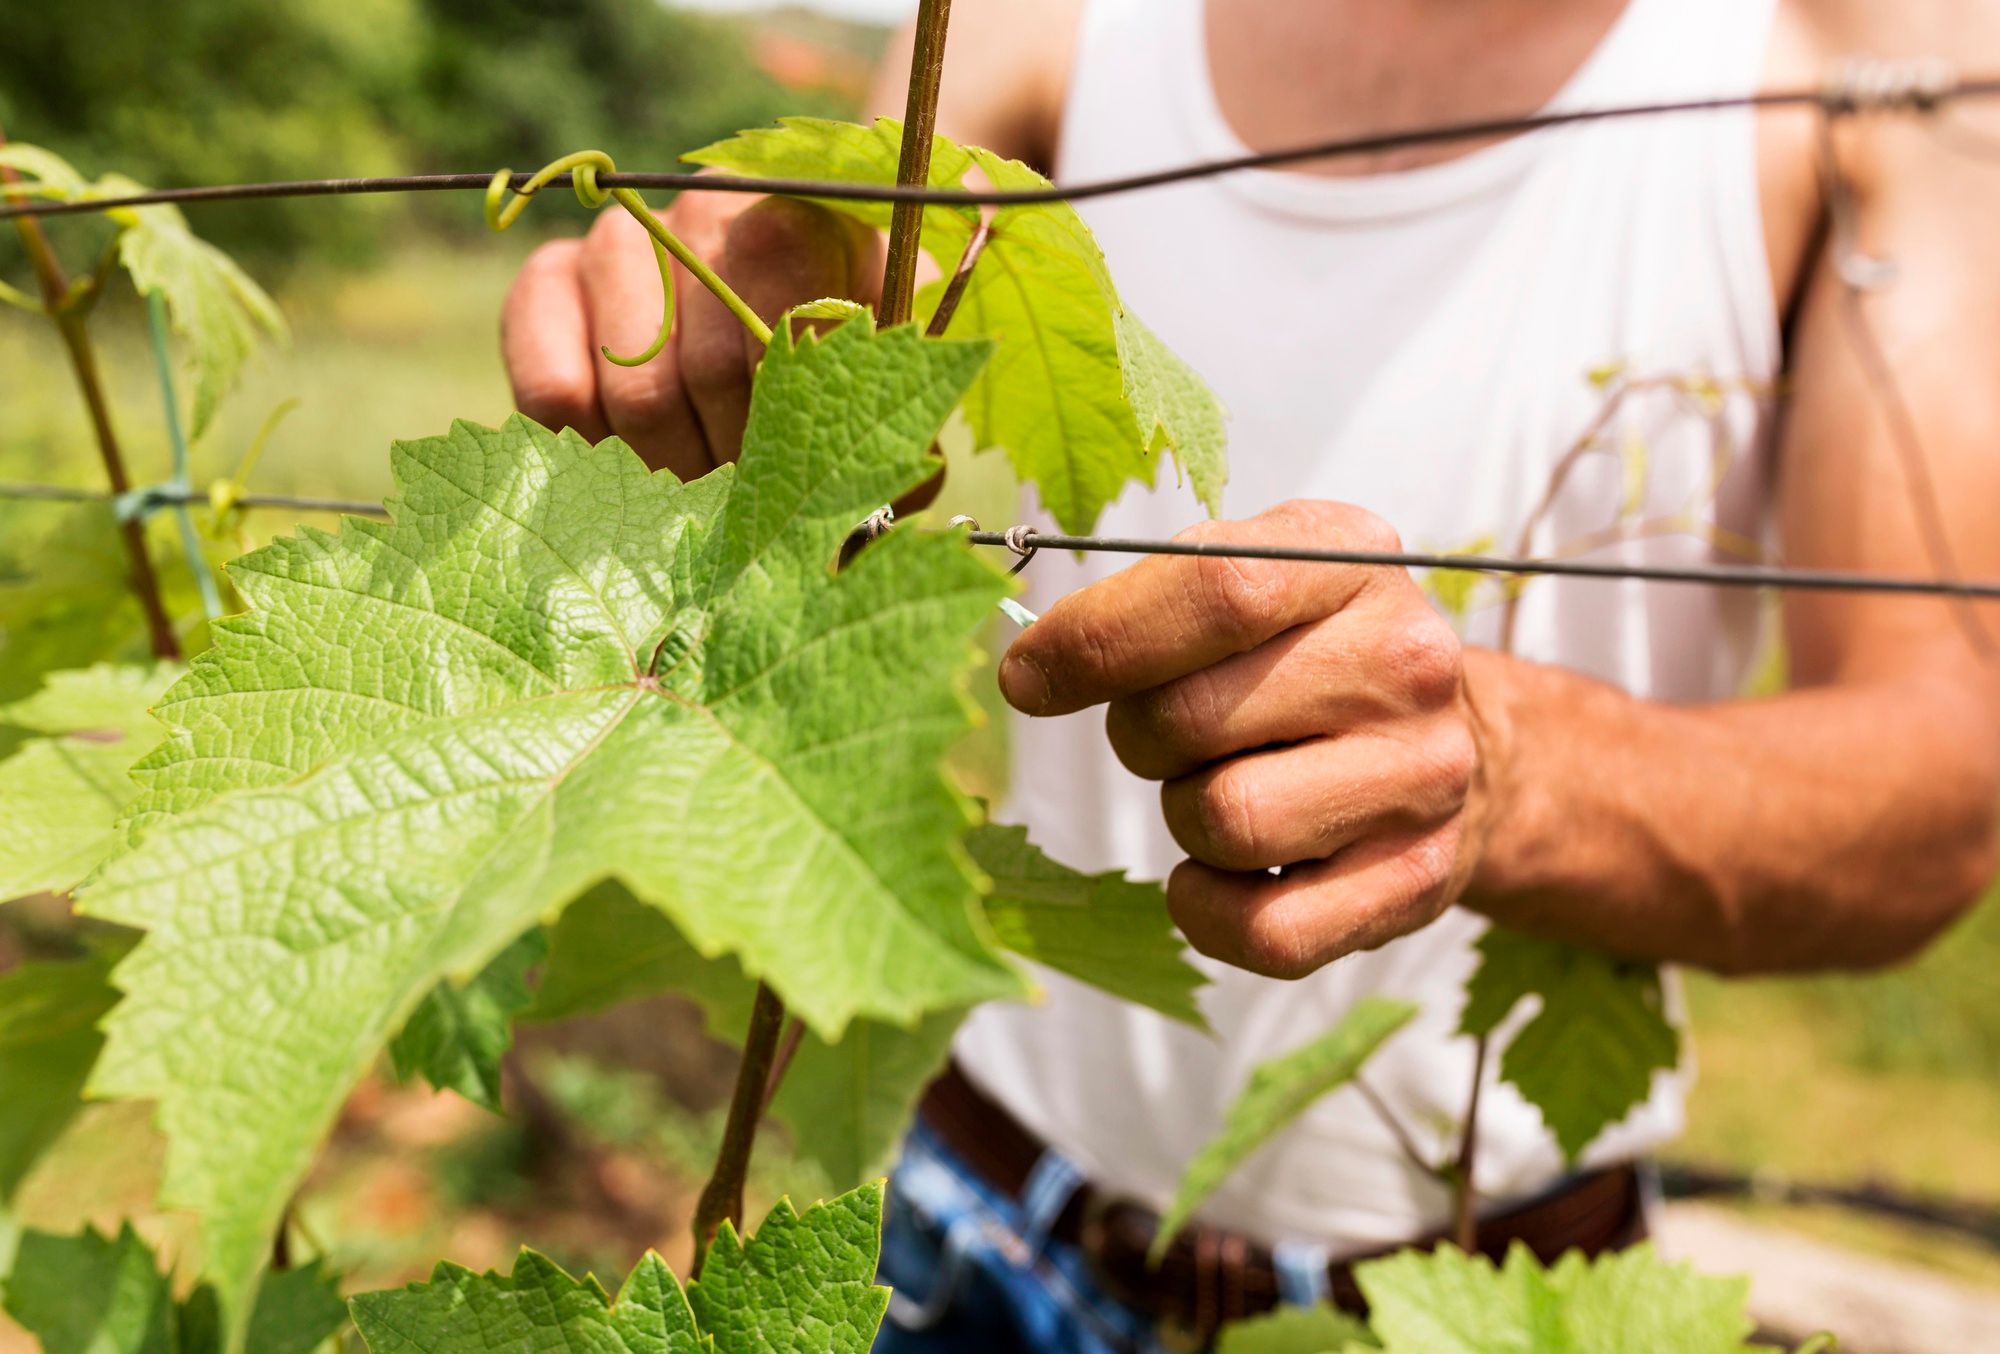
[485,149,773,357]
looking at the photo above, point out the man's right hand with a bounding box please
[501,192,882,481]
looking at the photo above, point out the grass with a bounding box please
[1679,889,2000,1194]
[0,240,527,505]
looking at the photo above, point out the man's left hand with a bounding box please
[997,500,1495,978]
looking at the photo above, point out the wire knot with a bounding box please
[112,479,186,524]
[1821,57,1957,117]
[1001,524,1039,576]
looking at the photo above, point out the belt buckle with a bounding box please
[1072,1191,1215,1349]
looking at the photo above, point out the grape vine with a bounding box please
[0,5,1823,1350]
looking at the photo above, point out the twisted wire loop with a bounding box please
[1812,59,1959,291]
[1819,56,1958,116]
[1000,524,1038,576]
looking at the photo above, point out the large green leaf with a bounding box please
[689,120,1226,532]
[967,823,1208,1030]
[0,662,178,901]
[532,823,1207,1188]
[349,1249,703,1354]
[1355,1242,1758,1354]
[0,1225,346,1354]
[1458,928,1680,1162]
[78,317,1024,1337]
[1154,998,1416,1261]
[388,928,548,1113]
[685,1184,890,1354]
[0,950,122,1202]
[1216,1304,1377,1354]
[350,1186,890,1354]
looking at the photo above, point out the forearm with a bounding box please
[1463,647,2000,974]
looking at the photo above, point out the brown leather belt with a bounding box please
[918,1062,1645,1337]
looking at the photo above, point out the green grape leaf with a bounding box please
[1117,309,1228,513]
[968,823,1209,1030]
[770,1007,964,1189]
[1355,1241,1757,1354]
[1458,928,1680,1162]
[0,144,89,195]
[0,503,212,702]
[530,823,1210,1189]
[349,1248,703,1354]
[0,1225,346,1354]
[1216,1304,1378,1354]
[684,116,978,239]
[388,927,548,1113]
[0,949,122,1202]
[1545,1245,1757,1353]
[1154,998,1416,1261]
[1,1224,177,1354]
[0,662,178,901]
[526,878,756,1026]
[115,197,287,439]
[78,317,1022,1338]
[180,1262,352,1354]
[0,144,282,439]
[531,882,957,1191]
[685,1184,890,1354]
[690,120,1226,533]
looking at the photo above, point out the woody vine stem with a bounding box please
[685,0,958,1276]
[0,125,180,660]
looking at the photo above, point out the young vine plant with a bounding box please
[0,67,1808,1354]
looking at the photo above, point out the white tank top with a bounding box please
[956,0,1782,1251]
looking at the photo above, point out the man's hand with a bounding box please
[999,500,1491,978]
[501,192,881,480]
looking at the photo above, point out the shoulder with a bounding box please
[867,0,1088,170]
[1757,0,2000,309]
[1782,0,2000,56]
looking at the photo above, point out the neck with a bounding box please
[1205,0,1631,174]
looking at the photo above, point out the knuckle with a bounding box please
[1425,724,1477,810]
[1196,767,1263,862]
[1346,506,1403,552]
[1382,615,1463,708]
[730,196,844,259]
[678,324,750,395]
[1237,906,1319,980]
[1396,828,1460,907]
[517,238,580,287]
[585,203,647,249]
[1153,669,1222,746]
[1194,551,1288,636]
[512,374,596,433]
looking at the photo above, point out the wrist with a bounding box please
[1455,647,1551,915]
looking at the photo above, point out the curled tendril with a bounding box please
[485,149,773,362]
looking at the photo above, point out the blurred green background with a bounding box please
[2,0,1997,1341]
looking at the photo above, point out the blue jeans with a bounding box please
[872,1119,1170,1354]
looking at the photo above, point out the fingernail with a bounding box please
[1000,651,1050,714]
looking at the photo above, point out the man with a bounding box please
[503,0,2000,1348]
